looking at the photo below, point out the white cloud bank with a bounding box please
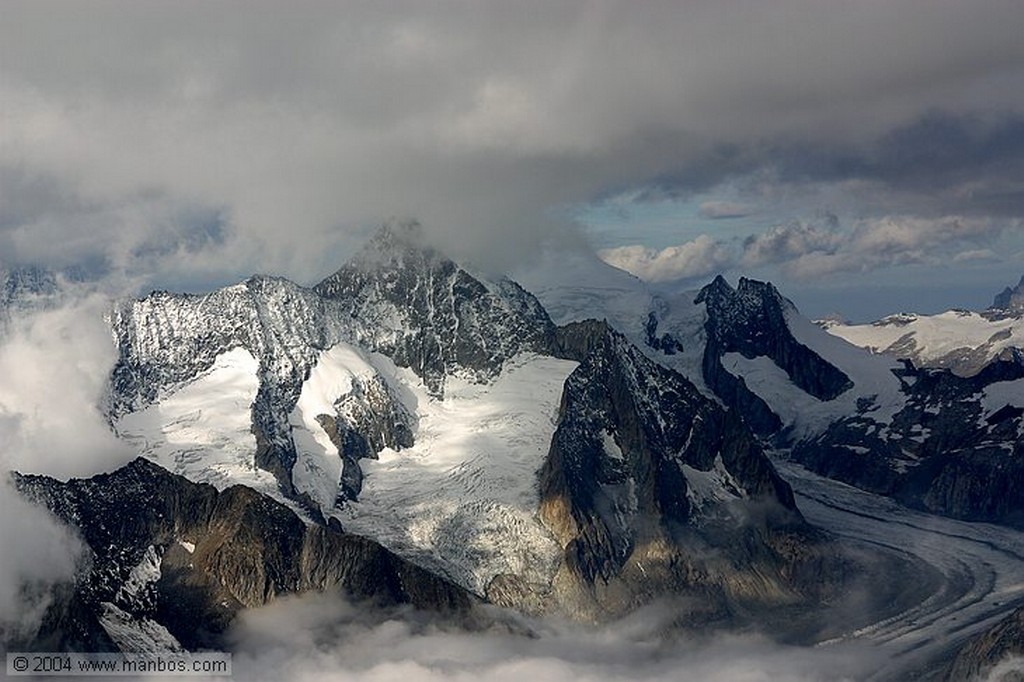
[2,2,1024,288]
[599,236,734,282]
[0,294,133,645]
[0,295,133,478]
[222,592,881,682]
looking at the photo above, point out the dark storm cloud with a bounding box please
[754,112,1024,218]
[699,201,755,220]
[2,0,1023,288]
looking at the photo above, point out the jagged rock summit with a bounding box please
[313,221,559,396]
[12,458,472,652]
[109,221,558,504]
[992,274,1024,313]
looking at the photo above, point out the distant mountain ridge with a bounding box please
[993,274,1024,313]
[823,274,1024,377]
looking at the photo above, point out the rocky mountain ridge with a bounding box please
[11,459,473,652]
[6,234,1022,663]
[522,255,1024,527]
[993,274,1024,313]
[109,222,557,500]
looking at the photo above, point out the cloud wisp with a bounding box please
[0,295,133,479]
[593,208,1013,286]
[742,214,1011,279]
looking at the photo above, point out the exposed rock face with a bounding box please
[0,265,62,329]
[534,320,842,622]
[1,265,59,306]
[315,372,415,501]
[697,276,852,402]
[947,608,1024,681]
[523,257,1024,528]
[314,222,559,396]
[793,357,1024,527]
[108,277,329,492]
[695,276,852,436]
[12,459,473,652]
[993,275,1024,313]
[668,275,1024,528]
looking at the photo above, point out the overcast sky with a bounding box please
[3,1,1024,319]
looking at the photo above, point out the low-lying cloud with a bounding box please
[222,592,881,682]
[0,294,133,479]
[0,481,84,647]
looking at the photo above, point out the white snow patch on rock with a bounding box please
[982,378,1024,417]
[602,430,624,461]
[681,455,745,512]
[827,310,1019,373]
[116,545,161,604]
[98,602,183,653]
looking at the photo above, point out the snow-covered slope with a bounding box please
[109,223,559,499]
[114,335,577,597]
[514,248,653,331]
[104,231,822,607]
[336,352,577,594]
[780,308,907,436]
[115,347,278,495]
[825,309,1021,377]
[515,248,711,394]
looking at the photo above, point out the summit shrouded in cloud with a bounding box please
[2,1,1024,318]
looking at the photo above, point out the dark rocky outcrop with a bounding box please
[695,276,852,437]
[947,607,1024,681]
[793,358,1024,527]
[314,373,415,501]
[644,311,684,355]
[536,320,863,623]
[314,221,560,396]
[11,459,473,652]
[992,275,1024,313]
